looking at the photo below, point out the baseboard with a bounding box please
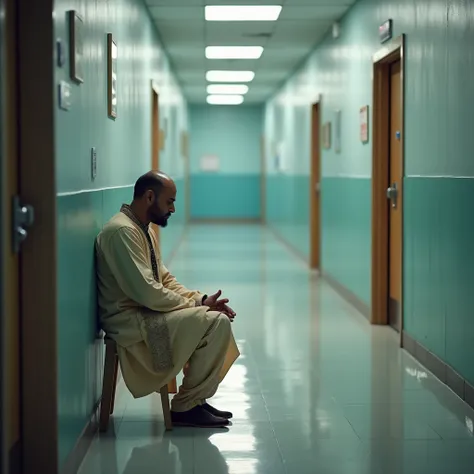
[402,331,474,411]
[60,401,101,474]
[322,272,371,320]
[9,440,21,474]
[190,218,261,225]
[265,224,309,266]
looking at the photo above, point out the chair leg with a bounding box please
[167,377,177,394]
[109,355,119,415]
[99,341,117,432]
[160,384,173,431]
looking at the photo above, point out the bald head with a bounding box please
[131,171,177,227]
[133,171,175,200]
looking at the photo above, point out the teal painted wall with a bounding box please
[321,177,371,305]
[404,178,474,385]
[54,0,188,465]
[266,174,309,257]
[265,0,474,384]
[189,105,262,219]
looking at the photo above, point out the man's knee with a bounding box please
[214,312,231,337]
[206,310,231,335]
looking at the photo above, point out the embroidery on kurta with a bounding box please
[120,204,173,371]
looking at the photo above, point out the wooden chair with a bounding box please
[99,337,173,432]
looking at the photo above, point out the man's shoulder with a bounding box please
[98,213,139,243]
[102,212,131,231]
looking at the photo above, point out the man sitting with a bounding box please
[95,171,239,427]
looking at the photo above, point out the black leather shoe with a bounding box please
[171,405,230,428]
[202,402,233,419]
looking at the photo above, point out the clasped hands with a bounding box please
[203,290,236,322]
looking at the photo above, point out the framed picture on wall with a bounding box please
[107,33,118,118]
[68,11,84,83]
[322,122,331,149]
[360,105,369,143]
[334,110,341,153]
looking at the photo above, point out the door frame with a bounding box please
[182,131,191,223]
[0,0,7,468]
[151,80,161,243]
[310,102,321,270]
[2,0,21,470]
[260,135,266,223]
[151,80,160,171]
[371,34,405,339]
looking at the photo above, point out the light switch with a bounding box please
[58,81,71,110]
[91,147,97,180]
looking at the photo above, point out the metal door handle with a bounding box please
[12,196,35,252]
[386,182,398,208]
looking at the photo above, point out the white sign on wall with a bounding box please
[200,155,220,172]
[275,142,286,173]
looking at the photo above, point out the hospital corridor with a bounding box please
[2,0,474,473]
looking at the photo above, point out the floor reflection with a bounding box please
[123,430,228,474]
[79,225,474,474]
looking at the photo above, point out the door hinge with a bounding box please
[12,196,34,253]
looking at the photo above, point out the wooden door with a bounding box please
[260,135,266,223]
[152,89,160,171]
[371,35,405,331]
[310,103,321,269]
[183,131,191,222]
[388,60,403,331]
[18,0,58,470]
[151,87,160,242]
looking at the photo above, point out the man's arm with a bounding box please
[103,227,196,312]
[161,265,206,306]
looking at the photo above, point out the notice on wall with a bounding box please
[360,105,369,143]
[200,155,220,172]
[275,142,286,173]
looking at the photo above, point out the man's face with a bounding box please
[146,184,176,227]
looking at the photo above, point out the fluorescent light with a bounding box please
[205,5,282,22]
[206,46,263,59]
[206,70,255,83]
[207,95,244,105]
[207,84,249,95]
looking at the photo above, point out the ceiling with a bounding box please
[146,0,357,104]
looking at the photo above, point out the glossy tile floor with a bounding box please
[79,225,474,474]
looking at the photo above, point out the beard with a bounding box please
[149,202,171,227]
[157,216,169,227]
[151,211,171,227]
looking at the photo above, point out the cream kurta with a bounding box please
[96,211,239,401]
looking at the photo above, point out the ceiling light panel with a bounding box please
[205,5,282,22]
[207,84,249,95]
[207,95,244,105]
[205,46,263,59]
[206,70,255,83]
